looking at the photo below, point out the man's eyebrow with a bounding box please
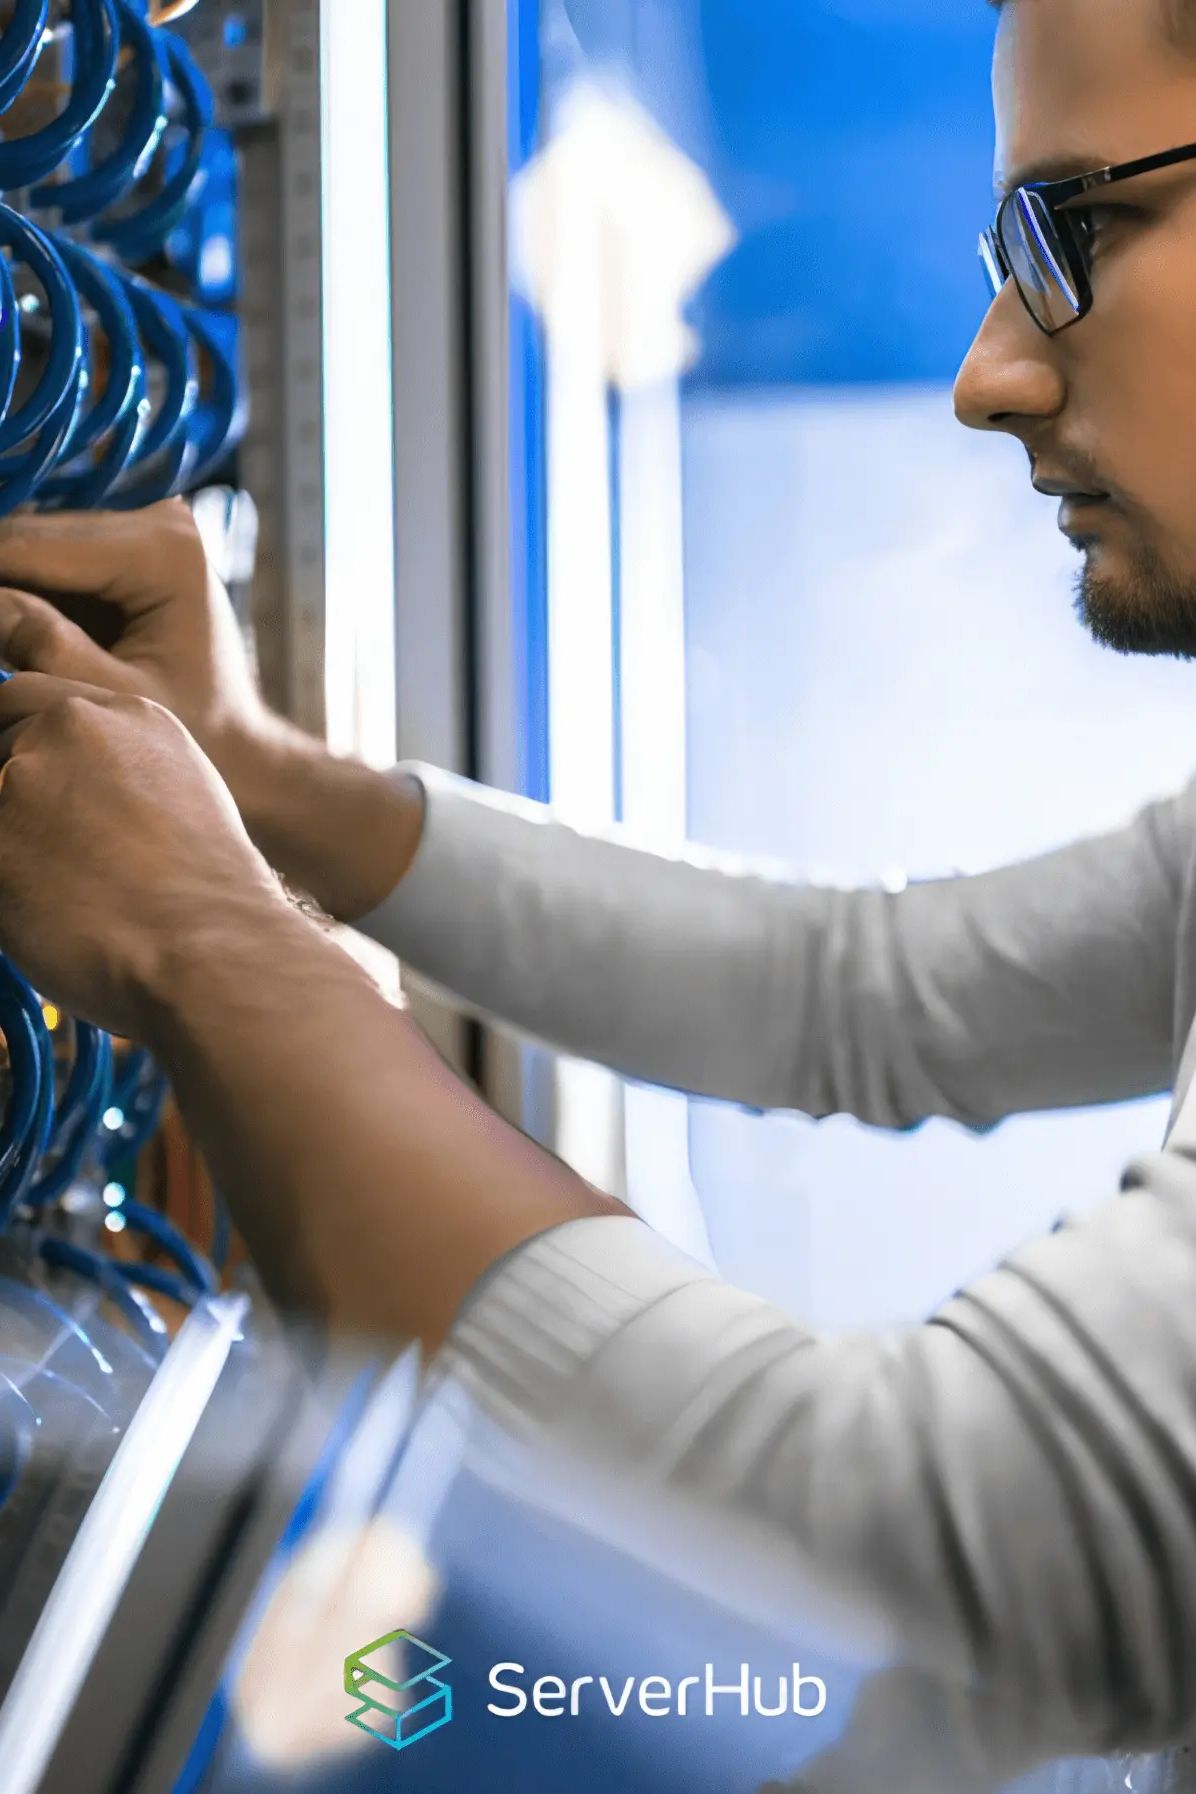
[993,152,1109,200]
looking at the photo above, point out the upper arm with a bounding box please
[835,782,1190,1127]
[443,1152,1196,1767]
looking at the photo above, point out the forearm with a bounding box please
[138,893,621,1350]
[220,718,424,923]
[361,767,1184,1124]
[222,736,1186,1127]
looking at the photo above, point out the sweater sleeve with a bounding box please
[437,1114,1196,1768]
[359,765,1192,1128]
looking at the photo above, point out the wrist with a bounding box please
[213,719,425,922]
[208,712,304,835]
[134,886,328,1057]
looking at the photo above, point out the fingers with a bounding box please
[0,501,204,619]
[0,673,122,756]
[0,587,130,684]
[0,714,43,771]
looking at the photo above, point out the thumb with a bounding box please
[0,587,130,685]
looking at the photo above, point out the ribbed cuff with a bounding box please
[437,1216,715,1434]
[356,762,548,963]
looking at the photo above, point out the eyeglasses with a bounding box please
[980,138,1196,335]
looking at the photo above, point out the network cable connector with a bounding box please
[343,1629,453,1753]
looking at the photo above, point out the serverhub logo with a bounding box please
[343,1634,828,1758]
[343,1630,453,1753]
[488,1662,828,1721]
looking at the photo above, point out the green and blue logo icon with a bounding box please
[344,1630,453,1753]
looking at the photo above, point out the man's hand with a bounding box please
[0,669,618,1350]
[0,504,423,921]
[0,672,287,1038]
[0,502,268,772]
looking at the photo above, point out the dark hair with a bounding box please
[988,0,1196,54]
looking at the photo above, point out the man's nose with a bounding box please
[953,285,1066,437]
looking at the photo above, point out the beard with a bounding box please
[1073,541,1196,659]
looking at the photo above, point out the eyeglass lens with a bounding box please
[1001,190,1083,331]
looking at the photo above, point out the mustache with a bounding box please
[1027,448,1112,498]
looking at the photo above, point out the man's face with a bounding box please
[954,0,1196,655]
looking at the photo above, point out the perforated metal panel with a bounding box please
[175,0,268,129]
[236,0,326,728]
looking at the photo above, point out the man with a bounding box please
[0,0,1189,1781]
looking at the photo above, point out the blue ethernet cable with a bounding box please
[40,237,147,507]
[0,1,51,117]
[32,0,169,224]
[118,1198,218,1295]
[110,1258,195,1309]
[0,5,247,1399]
[112,1044,150,1113]
[95,32,214,263]
[102,1053,168,1169]
[0,960,54,1223]
[0,0,121,193]
[38,1237,166,1357]
[30,1025,114,1206]
[0,208,85,518]
[0,207,84,450]
[0,251,20,428]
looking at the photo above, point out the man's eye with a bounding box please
[1085,206,1121,232]
[1074,204,1143,244]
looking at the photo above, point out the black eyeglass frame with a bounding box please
[982,138,1196,335]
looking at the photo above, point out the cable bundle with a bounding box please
[0,966,229,1521]
[0,952,220,1289]
[0,0,244,518]
[0,970,224,1537]
[0,0,237,1509]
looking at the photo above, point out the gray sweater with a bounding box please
[361,764,1196,1780]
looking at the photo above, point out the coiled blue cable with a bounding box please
[28,1023,113,1206]
[94,32,213,263]
[0,1,51,119]
[47,379,144,507]
[101,1049,167,1168]
[111,1042,149,1115]
[60,1023,112,1146]
[0,15,241,513]
[0,244,21,424]
[182,304,244,484]
[0,205,84,451]
[106,271,197,504]
[31,0,168,224]
[118,1198,217,1295]
[0,207,85,518]
[0,0,121,193]
[0,382,78,517]
[0,673,87,1219]
[109,1258,192,1307]
[48,237,144,462]
[0,5,237,1398]
[38,237,149,509]
[164,125,237,305]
